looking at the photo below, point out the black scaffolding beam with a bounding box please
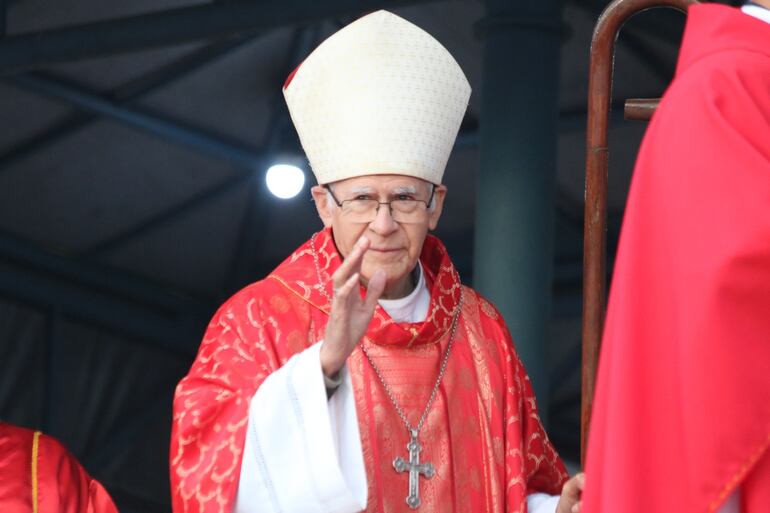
[0,36,255,172]
[9,72,264,169]
[0,0,438,76]
[0,232,208,357]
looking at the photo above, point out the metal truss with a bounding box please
[0,0,440,76]
[0,36,255,171]
[8,71,265,169]
[0,232,207,357]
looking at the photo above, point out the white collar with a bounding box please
[378,262,430,323]
[742,3,770,24]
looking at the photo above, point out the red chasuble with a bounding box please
[583,5,770,513]
[171,228,567,513]
[0,422,118,513]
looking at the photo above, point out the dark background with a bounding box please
[0,0,741,511]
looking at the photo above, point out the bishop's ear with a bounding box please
[311,185,334,228]
[428,185,447,231]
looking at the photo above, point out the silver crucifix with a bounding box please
[393,429,435,509]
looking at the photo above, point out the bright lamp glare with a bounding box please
[265,164,305,199]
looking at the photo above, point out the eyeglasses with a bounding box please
[324,184,435,224]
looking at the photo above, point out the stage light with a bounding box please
[265,164,305,199]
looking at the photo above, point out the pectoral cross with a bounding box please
[393,429,435,509]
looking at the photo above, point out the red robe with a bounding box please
[170,228,567,513]
[583,5,770,513]
[0,422,118,513]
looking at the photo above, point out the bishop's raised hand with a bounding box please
[320,236,387,378]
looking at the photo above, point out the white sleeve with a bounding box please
[522,487,742,513]
[527,493,560,513]
[233,342,368,513]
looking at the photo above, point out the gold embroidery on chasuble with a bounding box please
[268,294,290,314]
[286,330,306,354]
[31,431,40,513]
[458,365,475,391]
[354,340,455,512]
[170,228,567,513]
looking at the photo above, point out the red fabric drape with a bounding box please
[583,5,770,512]
[0,422,118,513]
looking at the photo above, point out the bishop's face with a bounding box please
[312,174,446,299]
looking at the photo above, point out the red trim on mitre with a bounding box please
[283,11,383,91]
[283,62,302,90]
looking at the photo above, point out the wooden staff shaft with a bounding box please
[582,0,697,466]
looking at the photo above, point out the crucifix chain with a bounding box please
[310,233,463,509]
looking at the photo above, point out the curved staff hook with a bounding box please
[581,0,699,465]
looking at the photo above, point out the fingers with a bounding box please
[570,473,585,492]
[333,272,360,305]
[562,473,585,513]
[332,236,369,292]
[363,269,387,311]
[562,473,585,498]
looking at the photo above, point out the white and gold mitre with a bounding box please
[283,10,471,185]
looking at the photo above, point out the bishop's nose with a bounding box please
[369,202,399,235]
